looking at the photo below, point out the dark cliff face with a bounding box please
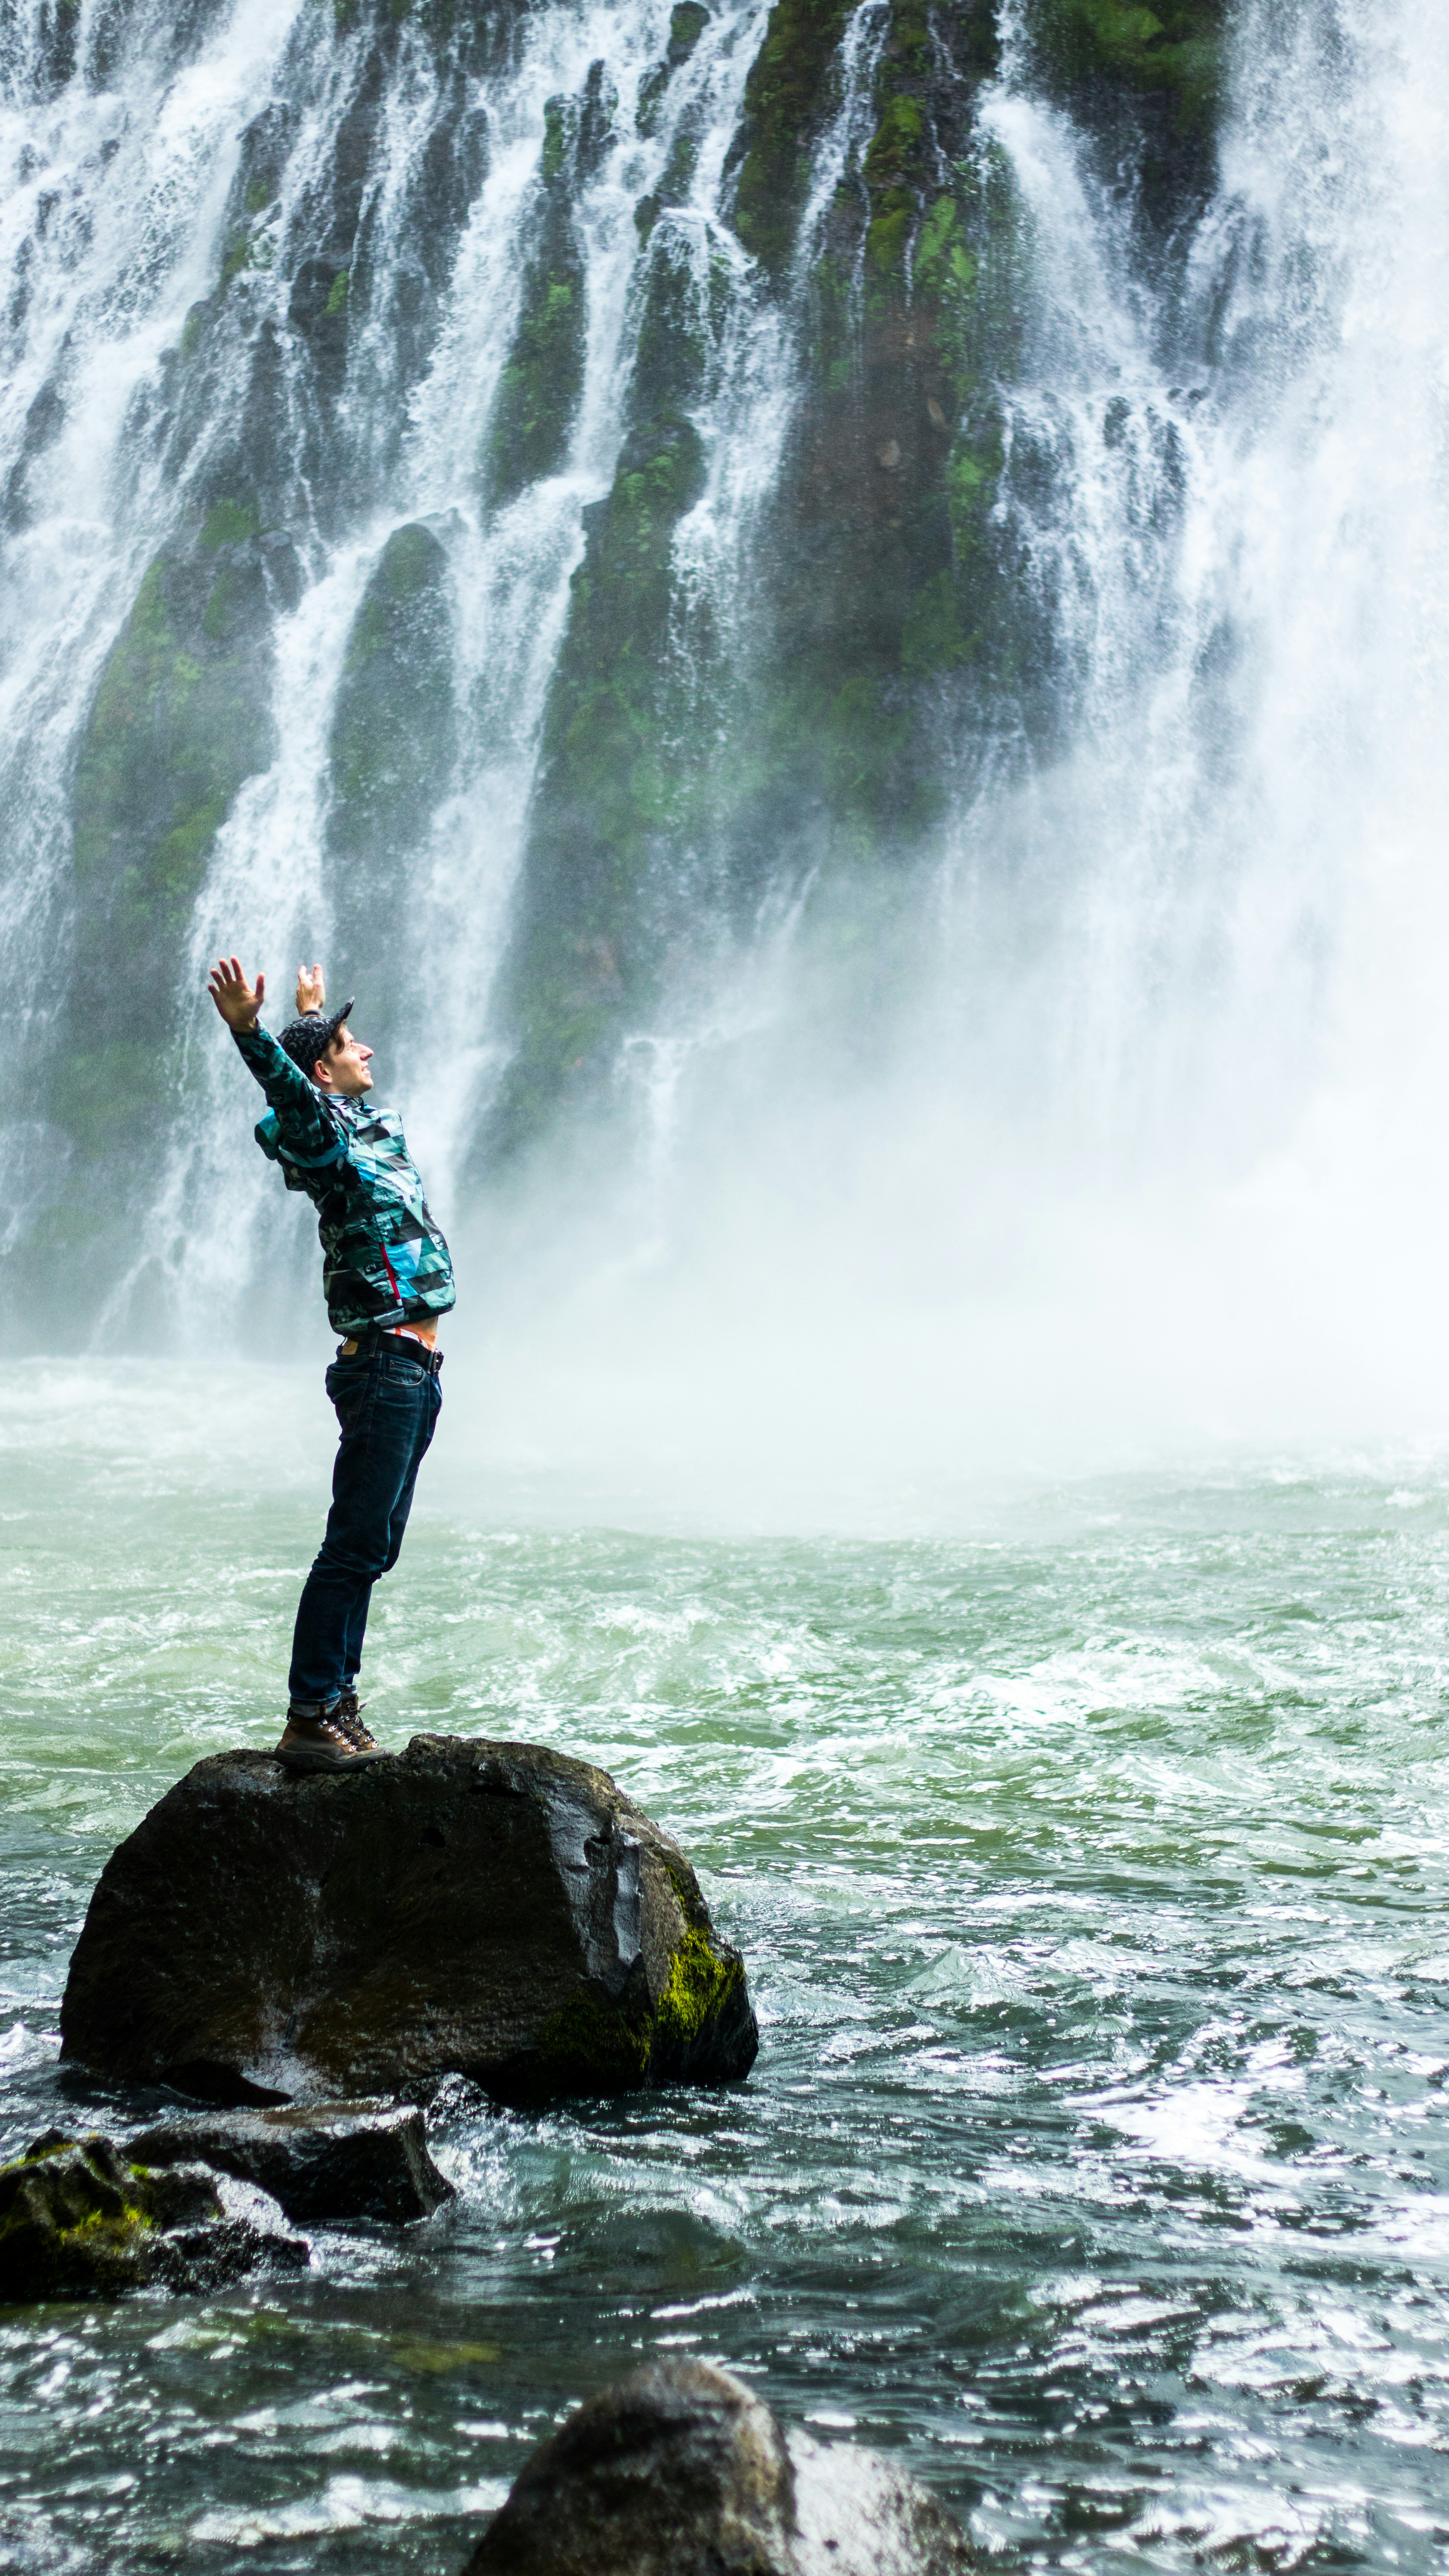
[8,0,1231,1312]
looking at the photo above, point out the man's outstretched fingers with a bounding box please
[207,956,263,1031]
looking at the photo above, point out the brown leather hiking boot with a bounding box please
[331,1689,377,1752]
[273,1708,382,1771]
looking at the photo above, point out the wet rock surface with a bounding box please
[461,2357,975,2575]
[128,2100,453,2224]
[61,1736,758,2107]
[0,2132,308,2303]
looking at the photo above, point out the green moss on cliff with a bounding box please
[781,59,1006,790]
[199,498,259,550]
[669,3,710,61]
[900,569,970,678]
[498,408,706,1125]
[57,521,277,1193]
[1032,0,1225,125]
[863,89,926,274]
[488,179,721,1142]
[486,274,584,503]
[327,522,456,864]
[73,535,275,936]
[732,0,852,272]
[483,91,589,506]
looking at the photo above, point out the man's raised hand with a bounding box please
[207,956,265,1033]
[295,962,326,1015]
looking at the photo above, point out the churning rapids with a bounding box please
[4,0,1449,2566]
[3,1373,1449,2571]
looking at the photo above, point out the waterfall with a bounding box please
[3,0,1447,1447]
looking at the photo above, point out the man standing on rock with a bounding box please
[207,956,455,1768]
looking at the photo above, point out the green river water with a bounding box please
[2,1362,1448,2573]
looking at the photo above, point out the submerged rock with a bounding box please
[61,1735,758,2107]
[0,2132,308,2303]
[129,2100,453,2224]
[461,2357,975,2575]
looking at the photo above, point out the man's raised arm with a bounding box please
[207,954,338,1162]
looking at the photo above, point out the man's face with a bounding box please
[312,1023,374,1097]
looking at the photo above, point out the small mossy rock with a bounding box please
[60,1737,758,2107]
[461,2357,976,2575]
[0,2133,307,2302]
[129,2100,453,2224]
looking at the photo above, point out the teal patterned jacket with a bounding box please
[233,1024,455,1338]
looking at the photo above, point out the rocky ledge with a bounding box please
[0,2132,307,2302]
[462,2357,976,2575]
[128,2099,452,2224]
[60,1737,758,2106]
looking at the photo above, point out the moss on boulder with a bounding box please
[654,1862,752,2077]
[0,2136,164,2301]
[0,2132,306,2303]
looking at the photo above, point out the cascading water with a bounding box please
[3,0,1443,1463]
[0,0,783,1335]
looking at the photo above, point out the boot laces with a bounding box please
[332,1691,376,1751]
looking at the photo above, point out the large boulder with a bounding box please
[60,1737,758,2107]
[128,2100,452,2224]
[0,2132,308,2302]
[461,2358,975,2575]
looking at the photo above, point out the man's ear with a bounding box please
[310,1058,333,1091]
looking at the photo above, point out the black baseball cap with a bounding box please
[278,999,355,1072]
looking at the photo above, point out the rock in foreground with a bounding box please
[0,2132,308,2302]
[129,2100,452,2223]
[61,1737,758,2106]
[462,2359,975,2576]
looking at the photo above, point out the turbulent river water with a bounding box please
[3,1367,1448,2572]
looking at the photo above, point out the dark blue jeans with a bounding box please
[287,1343,443,1712]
